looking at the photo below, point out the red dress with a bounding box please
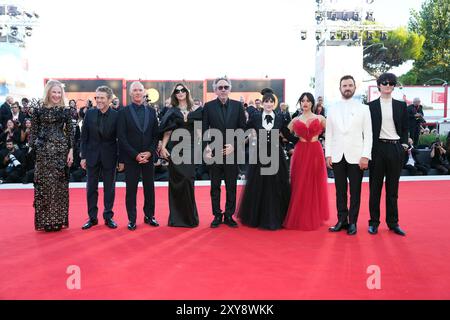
[283,118,330,230]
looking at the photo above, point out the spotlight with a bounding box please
[300,30,307,40]
[315,10,323,23]
[330,10,337,21]
[25,26,32,37]
[10,26,18,37]
[315,31,322,41]
[366,10,375,22]
[316,0,323,4]
[380,31,388,40]
[353,12,360,21]
[366,31,374,41]
[366,0,374,3]
[330,31,336,40]
[343,11,350,21]
[351,31,359,41]
[0,26,3,37]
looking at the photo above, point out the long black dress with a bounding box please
[30,106,75,231]
[159,107,201,227]
[237,111,291,230]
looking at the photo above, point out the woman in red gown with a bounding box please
[284,92,330,230]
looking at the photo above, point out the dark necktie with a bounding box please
[265,114,273,124]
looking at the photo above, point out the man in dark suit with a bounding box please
[80,86,121,230]
[407,97,425,146]
[368,73,408,236]
[0,96,14,129]
[202,77,246,228]
[118,81,159,231]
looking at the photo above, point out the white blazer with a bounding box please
[325,99,373,164]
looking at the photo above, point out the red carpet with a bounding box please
[1,180,450,300]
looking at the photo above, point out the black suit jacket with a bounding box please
[0,102,12,128]
[407,104,424,128]
[202,98,246,137]
[369,98,409,147]
[80,108,119,169]
[118,104,159,164]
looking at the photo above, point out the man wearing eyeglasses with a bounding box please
[202,77,246,228]
[368,73,408,236]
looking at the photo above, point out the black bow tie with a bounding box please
[265,114,273,124]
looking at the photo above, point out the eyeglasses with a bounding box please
[217,85,230,91]
[380,81,396,86]
[174,88,187,94]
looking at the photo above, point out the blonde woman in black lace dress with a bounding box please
[30,80,75,232]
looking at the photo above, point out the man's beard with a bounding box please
[341,90,355,99]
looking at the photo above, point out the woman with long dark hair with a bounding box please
[283,92,329,230]
[159,83,200,227]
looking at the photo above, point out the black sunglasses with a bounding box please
[217,85,230,91]
[381,81,396,86]
[174,88,187,94]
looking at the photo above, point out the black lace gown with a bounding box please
[159,107,201,227]
[30,106,75,231]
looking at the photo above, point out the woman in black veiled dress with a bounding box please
[159,83,201,227]
[30,80,75,232]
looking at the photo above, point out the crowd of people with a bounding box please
[1,73,450,235]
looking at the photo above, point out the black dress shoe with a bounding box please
[105,218,117,229]
[389,225,406,236]
[328,221,349,232]
[223,216,238,228]
[82,219,98,230]
[144,216,159,227]
[368,225,378,235]
[210,215,223,228]
[127,222,136,231]
[347,224,357,235]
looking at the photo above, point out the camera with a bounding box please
[9,154,21,167]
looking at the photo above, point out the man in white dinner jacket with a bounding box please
[325,75,372,235]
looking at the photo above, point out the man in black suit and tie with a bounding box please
[80,86,121,230]
[368,73,408,236]
[202,77,246,228]
[118,81,159,231]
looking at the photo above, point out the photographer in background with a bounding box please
[111,97,121,110]
[430,138,450,174]
[403,138,429,175]
[0,139,25,183]
[0,119,21,149]
[11,102,26,127]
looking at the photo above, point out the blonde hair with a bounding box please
[43,80,67,107]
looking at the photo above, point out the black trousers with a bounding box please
[86,163,116,220]
[369,142,403,228]
[209,163,238,217]
[332,156,364,224]
[125,162,155,223]
[404,164,428,175]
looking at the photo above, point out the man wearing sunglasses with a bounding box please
[368,73,409,236]
[202,77,246,228]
